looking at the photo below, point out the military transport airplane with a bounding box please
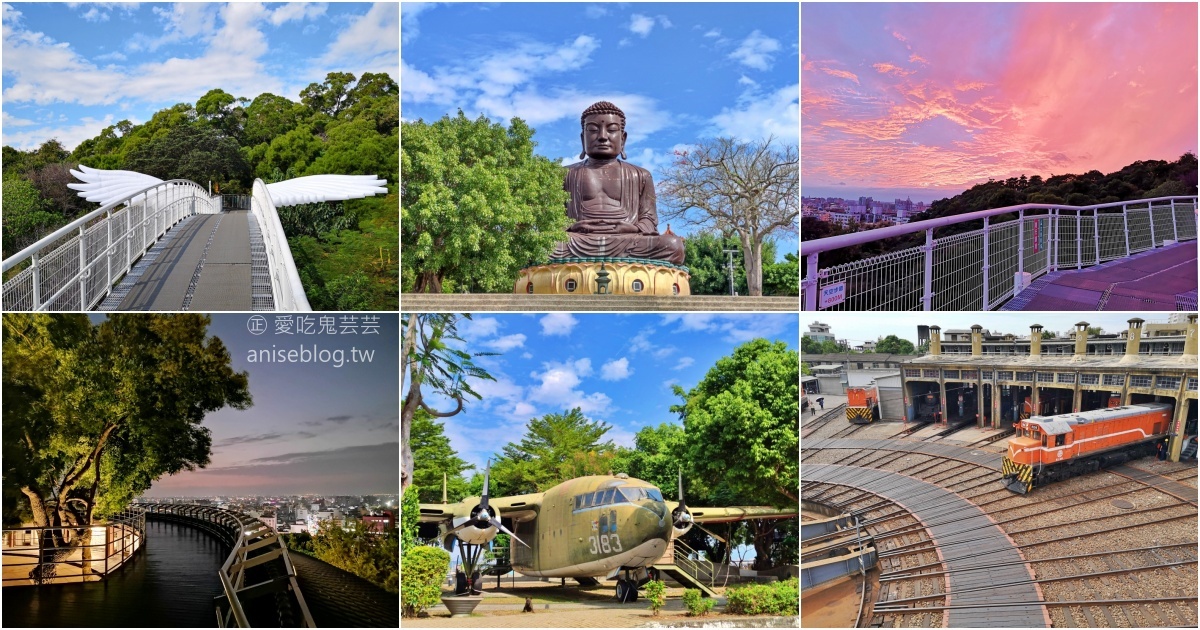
[417,469,796,602]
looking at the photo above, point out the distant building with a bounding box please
[362,511,395,534]
[805,321,835,343]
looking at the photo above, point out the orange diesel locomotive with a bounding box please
[1001,403,1172,494]
[846,385,880,424]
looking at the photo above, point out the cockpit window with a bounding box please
[646,489,664,502]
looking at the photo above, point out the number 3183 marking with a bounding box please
[588,534,622,554]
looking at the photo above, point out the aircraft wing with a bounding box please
[666,502,798,524]
[418,492,545,525]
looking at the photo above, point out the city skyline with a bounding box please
[802,3,1198,198]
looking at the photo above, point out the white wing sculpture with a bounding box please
[67,164,165,206]
[68,167,388,207]
[264,174,389,207]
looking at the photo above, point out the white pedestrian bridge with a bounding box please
[2,166,387,311]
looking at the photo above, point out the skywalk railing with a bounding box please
[141,503,314,628]
[2,507,145,586]
[801,196,1198,311]
[1,180,215,310]
[251,179,312,311]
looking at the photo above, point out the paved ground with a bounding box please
[1004,241,1197,310]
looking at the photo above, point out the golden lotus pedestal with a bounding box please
[514,258,691,296]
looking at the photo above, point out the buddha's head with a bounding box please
[580,101,627,160]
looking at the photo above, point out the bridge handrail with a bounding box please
[801,196,1198,255]
[139,503,314,628]
[802,195,1198,311]
[2,180,215,310]
[251,179,312,311]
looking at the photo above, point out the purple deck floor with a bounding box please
[1014,242,1197,311]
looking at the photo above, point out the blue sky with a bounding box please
[81,314,403,497]
[419,313,799,476]
[402,2,799,255]
[2,2,399,150]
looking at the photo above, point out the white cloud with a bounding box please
[673,357,695,370]
[528,360,611,415]
[729,30,781,71]
[2,112,35,127]
[540,313,578,337]
[270,2,328,26]
[3,115,114,151]
[95,50,127,62]
[710,83,799,143]
[600,358,633,381]
[315,2,398,76]
[521,352,533,360]
[661,314,796,343]
[401,2,438,43]
[628,327,677,360]
[657,16,673,29]
[704,29,721,38]
[738,75,758,88]
[585,5,608,19]
[629,14,655,37]
[81,7,108,22]
[484,334,526,352]
[458,316,500,340]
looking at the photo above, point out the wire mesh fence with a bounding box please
[802,197,1198,311]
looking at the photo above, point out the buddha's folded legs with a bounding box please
[551,233,685,265]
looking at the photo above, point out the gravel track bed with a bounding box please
[1008,503,1195,544]
[800,448,856,465]
[994,486,1175,522]
[1018,515,1197,560]
[974,472,1133,513]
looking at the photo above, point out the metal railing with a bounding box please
[672,538,716,589]
[140,503,314,628]
[2,507,145,585]
[250,179,312,311]
[801,196,1198,311]
[2,180,215,310]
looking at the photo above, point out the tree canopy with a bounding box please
[490,408,618,496]
[2,314,251,534]
[659,137,798,296]
[401,112,571,293]
[410,410,474,503]
[874,335,915,354]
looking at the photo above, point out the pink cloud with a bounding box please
[873,62,913,77]
[821,67,859,83]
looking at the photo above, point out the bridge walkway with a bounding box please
[103,210,269,311]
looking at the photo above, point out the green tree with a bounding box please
[673,338,798,569]
[2,173,57,257]
[3,314,251,577]
[401,545,450,618]
[306,117,397,181]
[491,408,616,495]
[801,362,811,376]
[124,124,250,190]
[875,335,915,354]
[401,112,571,293]
[762,252,799,296]
[401,484,420,551]
[312,518,399,593]
[410,410,474,503]
[402,314,496,494]
[243,93,307,147]
[612,423,686,492]
[259,125,324,180]
[800,335,824,355]
[301,71,358,117]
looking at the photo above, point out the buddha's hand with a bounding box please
[613,222,641,234]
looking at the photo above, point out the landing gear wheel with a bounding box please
[616,578,637,603]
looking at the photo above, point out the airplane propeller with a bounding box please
[443,461,529,548]
[670,469,694,533]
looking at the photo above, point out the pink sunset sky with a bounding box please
[802,2,1198,202]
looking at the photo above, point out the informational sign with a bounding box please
[1031,218,1047,253]
[819,282,846,308]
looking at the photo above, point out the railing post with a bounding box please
[1080,210,1089,268]
[803,253,818,311]
[78,225,87,310]
[922,228,934,311]
[1170,199,1178,241]
[106,211,113,290]
[981,217,990,310]
[1148,203,1157,247]
[1017,209,1025,277]
[1122,204,1130,256]
[31,252,41,310]
[1093,209,1101,264]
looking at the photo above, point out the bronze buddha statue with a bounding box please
[551,101,685,264]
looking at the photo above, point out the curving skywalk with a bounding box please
[1,167,387,311]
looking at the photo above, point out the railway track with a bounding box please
[801,403,847,438]
[802,439,1199,628]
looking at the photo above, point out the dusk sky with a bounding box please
[802,2,1198,203]
[123,314,400,497]
[403,2,799,254]
[2,2,398,150]
[418,313,799,475]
